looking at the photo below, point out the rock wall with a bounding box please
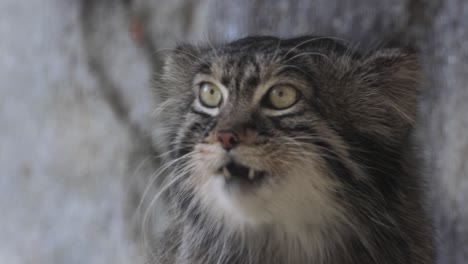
[0,0,466,263]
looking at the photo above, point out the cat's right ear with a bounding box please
[162,44,202,75]
[154,44,202,100]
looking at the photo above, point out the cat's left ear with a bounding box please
[348,49,422,142]
[363,49,422,124]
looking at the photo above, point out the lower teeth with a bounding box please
[248,169,255,180]
[221,166,261,181]
[222,166,231,180]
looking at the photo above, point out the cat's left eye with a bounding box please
[263,85,300,110]
[199,82,222,108]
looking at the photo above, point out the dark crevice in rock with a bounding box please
[79,0,161,245]
[81,0,129,124]
[80,0,156,152]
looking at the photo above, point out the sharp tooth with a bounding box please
[222,166,231,180]
[248,169,255,180]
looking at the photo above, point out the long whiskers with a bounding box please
[141,151,197,260]
[151,97,179,116]
[271,38,282,62]
[275,64,315,79]
[138,150,195,215]
[152,47,211,67]
[282,52,336,69]
[282,36,349,58]
[205,35,220,62]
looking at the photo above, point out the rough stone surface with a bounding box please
[418,1,468,263]
[0,1,149,263]
[0,0,466,263]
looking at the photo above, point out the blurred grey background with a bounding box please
[0,0,467,263]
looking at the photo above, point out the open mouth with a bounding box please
[219,161,266,184]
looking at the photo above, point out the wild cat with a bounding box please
[151,36,434,264]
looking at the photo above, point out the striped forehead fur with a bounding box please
[151,36,434,264]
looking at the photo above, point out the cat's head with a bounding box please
[154,36,420,231]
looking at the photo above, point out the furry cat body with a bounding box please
[153,36,434,264]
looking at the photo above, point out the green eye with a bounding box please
[199,82,222,108]
[265,85,299,109]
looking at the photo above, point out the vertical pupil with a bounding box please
[278,90,284,97]
[210,88,215,95]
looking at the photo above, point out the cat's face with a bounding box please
[156,36,419,230]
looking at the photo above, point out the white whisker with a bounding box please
[283,36,349,58]
[152,47,211,67]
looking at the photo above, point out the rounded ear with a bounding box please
[365,49,422,124]
[154,44,203,100]
[344,49,422,143]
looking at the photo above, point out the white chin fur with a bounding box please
[197,169,340,232]
[208,175,281,226]
[192,143,342,232]
[202,176,270,226]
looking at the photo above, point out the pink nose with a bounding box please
[216,130,239,150]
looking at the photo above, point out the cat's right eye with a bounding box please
[263,85,300,110]
[199,82,223,108]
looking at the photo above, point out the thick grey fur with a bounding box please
[153,36,434,264]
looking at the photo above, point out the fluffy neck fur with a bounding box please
[151,36,434,264]
[155,152,432,264]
